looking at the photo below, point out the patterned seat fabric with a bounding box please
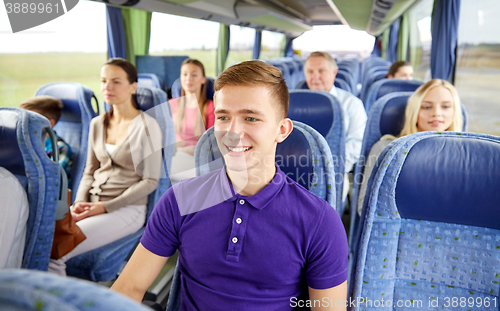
[350,132,500,310]
[288,90,345,214]
[0,108,60,271]
[0,269,151,311]
[35,82,99,199]
[66,87,175,282]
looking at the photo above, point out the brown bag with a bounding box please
[51,211,86,259]
[50,167,86,259]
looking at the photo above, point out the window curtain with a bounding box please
[430,0,461,80]
[283,37,294,57]
[217,24,230,74]
[122,8,152,66]
[386,17,401,63]
[253,30,262,60]
[106,6,126,59]
[397,12,410,61]
[371,36,382,57]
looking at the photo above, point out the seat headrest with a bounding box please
[377,79,423,99]
[138,73,162,90]
[276,127,314,189]
[35,83,95,123]
[288,91,334,137]
[395,134,500,230]
[171,77,215,100]
[0,110,24,175]
[379,94,410,136]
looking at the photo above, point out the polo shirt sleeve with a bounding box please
[141,188,180,257]
[305,205,348,289]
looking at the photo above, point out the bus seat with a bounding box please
[35,82,99,199]
[266,60,292,89]
[294,79,352,94]
[359,67,389,103]
[0,269,151,310]
[138,73,162,90]
[194,121,337,209]
[66,87,175,282]
[360,57,390,86]
[0,108,60,271]
[363,79,423,112]
[171,77,215,100]
[350,92,469,254]
[136,55,189,91]
[288,90,345,213]
[350,131,500,307]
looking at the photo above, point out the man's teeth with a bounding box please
[228,146,250,152]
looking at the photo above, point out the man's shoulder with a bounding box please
[281,175,335,216]
[161,168,232,216]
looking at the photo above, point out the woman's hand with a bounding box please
[71,202,106,222]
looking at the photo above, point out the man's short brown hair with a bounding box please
[214,60,289,119]
[19,96,64,123]
[306,51,338,70]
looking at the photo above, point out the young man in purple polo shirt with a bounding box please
[112,61,348,310]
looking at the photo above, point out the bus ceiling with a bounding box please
[96,0,417,37]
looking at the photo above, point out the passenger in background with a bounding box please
[170,58,215,156]
[304,51,367,200]
[358,79,463,214]
[385,61,414,80]
[20,96,73,184]
[48,58,162,276]
[0,167,29,269]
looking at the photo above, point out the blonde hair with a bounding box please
[306,51,338,71]
[176,58,209,137]
[399,79,463,137]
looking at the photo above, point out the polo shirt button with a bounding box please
[232,237,238,243]
[239,199,245,205]
[236,218,242,224]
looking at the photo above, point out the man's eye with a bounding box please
[218,116,228,121]
[247,117,257,122]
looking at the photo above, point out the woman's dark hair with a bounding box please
[103,58,139,128]
[385,61,411,78]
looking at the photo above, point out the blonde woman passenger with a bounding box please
[357,79,463,215]
[48,58,162,276]
[169,59,214,180]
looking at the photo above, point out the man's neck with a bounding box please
[226,164,277,197]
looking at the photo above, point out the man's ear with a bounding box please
[333,67,339,80]
[276,118,293,143]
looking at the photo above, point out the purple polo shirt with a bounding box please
[141,165,348,310]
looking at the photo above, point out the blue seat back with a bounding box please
[360,68,388,104]
[171,77,215,100]
[0,269,151,310]
[138,73,162,89]
[364,79,423,112]
[288,90,345,212]
[194,121,336,208]
[35,83,98,198]
[66,87,175,281]
[295,79,351,93]
[0,108,60,271]
[136,55,188,91]
[351,132,500,308]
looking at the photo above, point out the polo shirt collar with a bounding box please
[220,164,286,211]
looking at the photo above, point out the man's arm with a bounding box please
[111,243,169,302]
[309,281,347,311]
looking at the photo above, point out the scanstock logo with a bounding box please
[3,0,78,33]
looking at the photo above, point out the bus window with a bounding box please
[149,13,219,77]
[0,1,107,109]
[225,25,254,69]
[408,0,433,81]
[455,0,500,135]
[261,30,285,60]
